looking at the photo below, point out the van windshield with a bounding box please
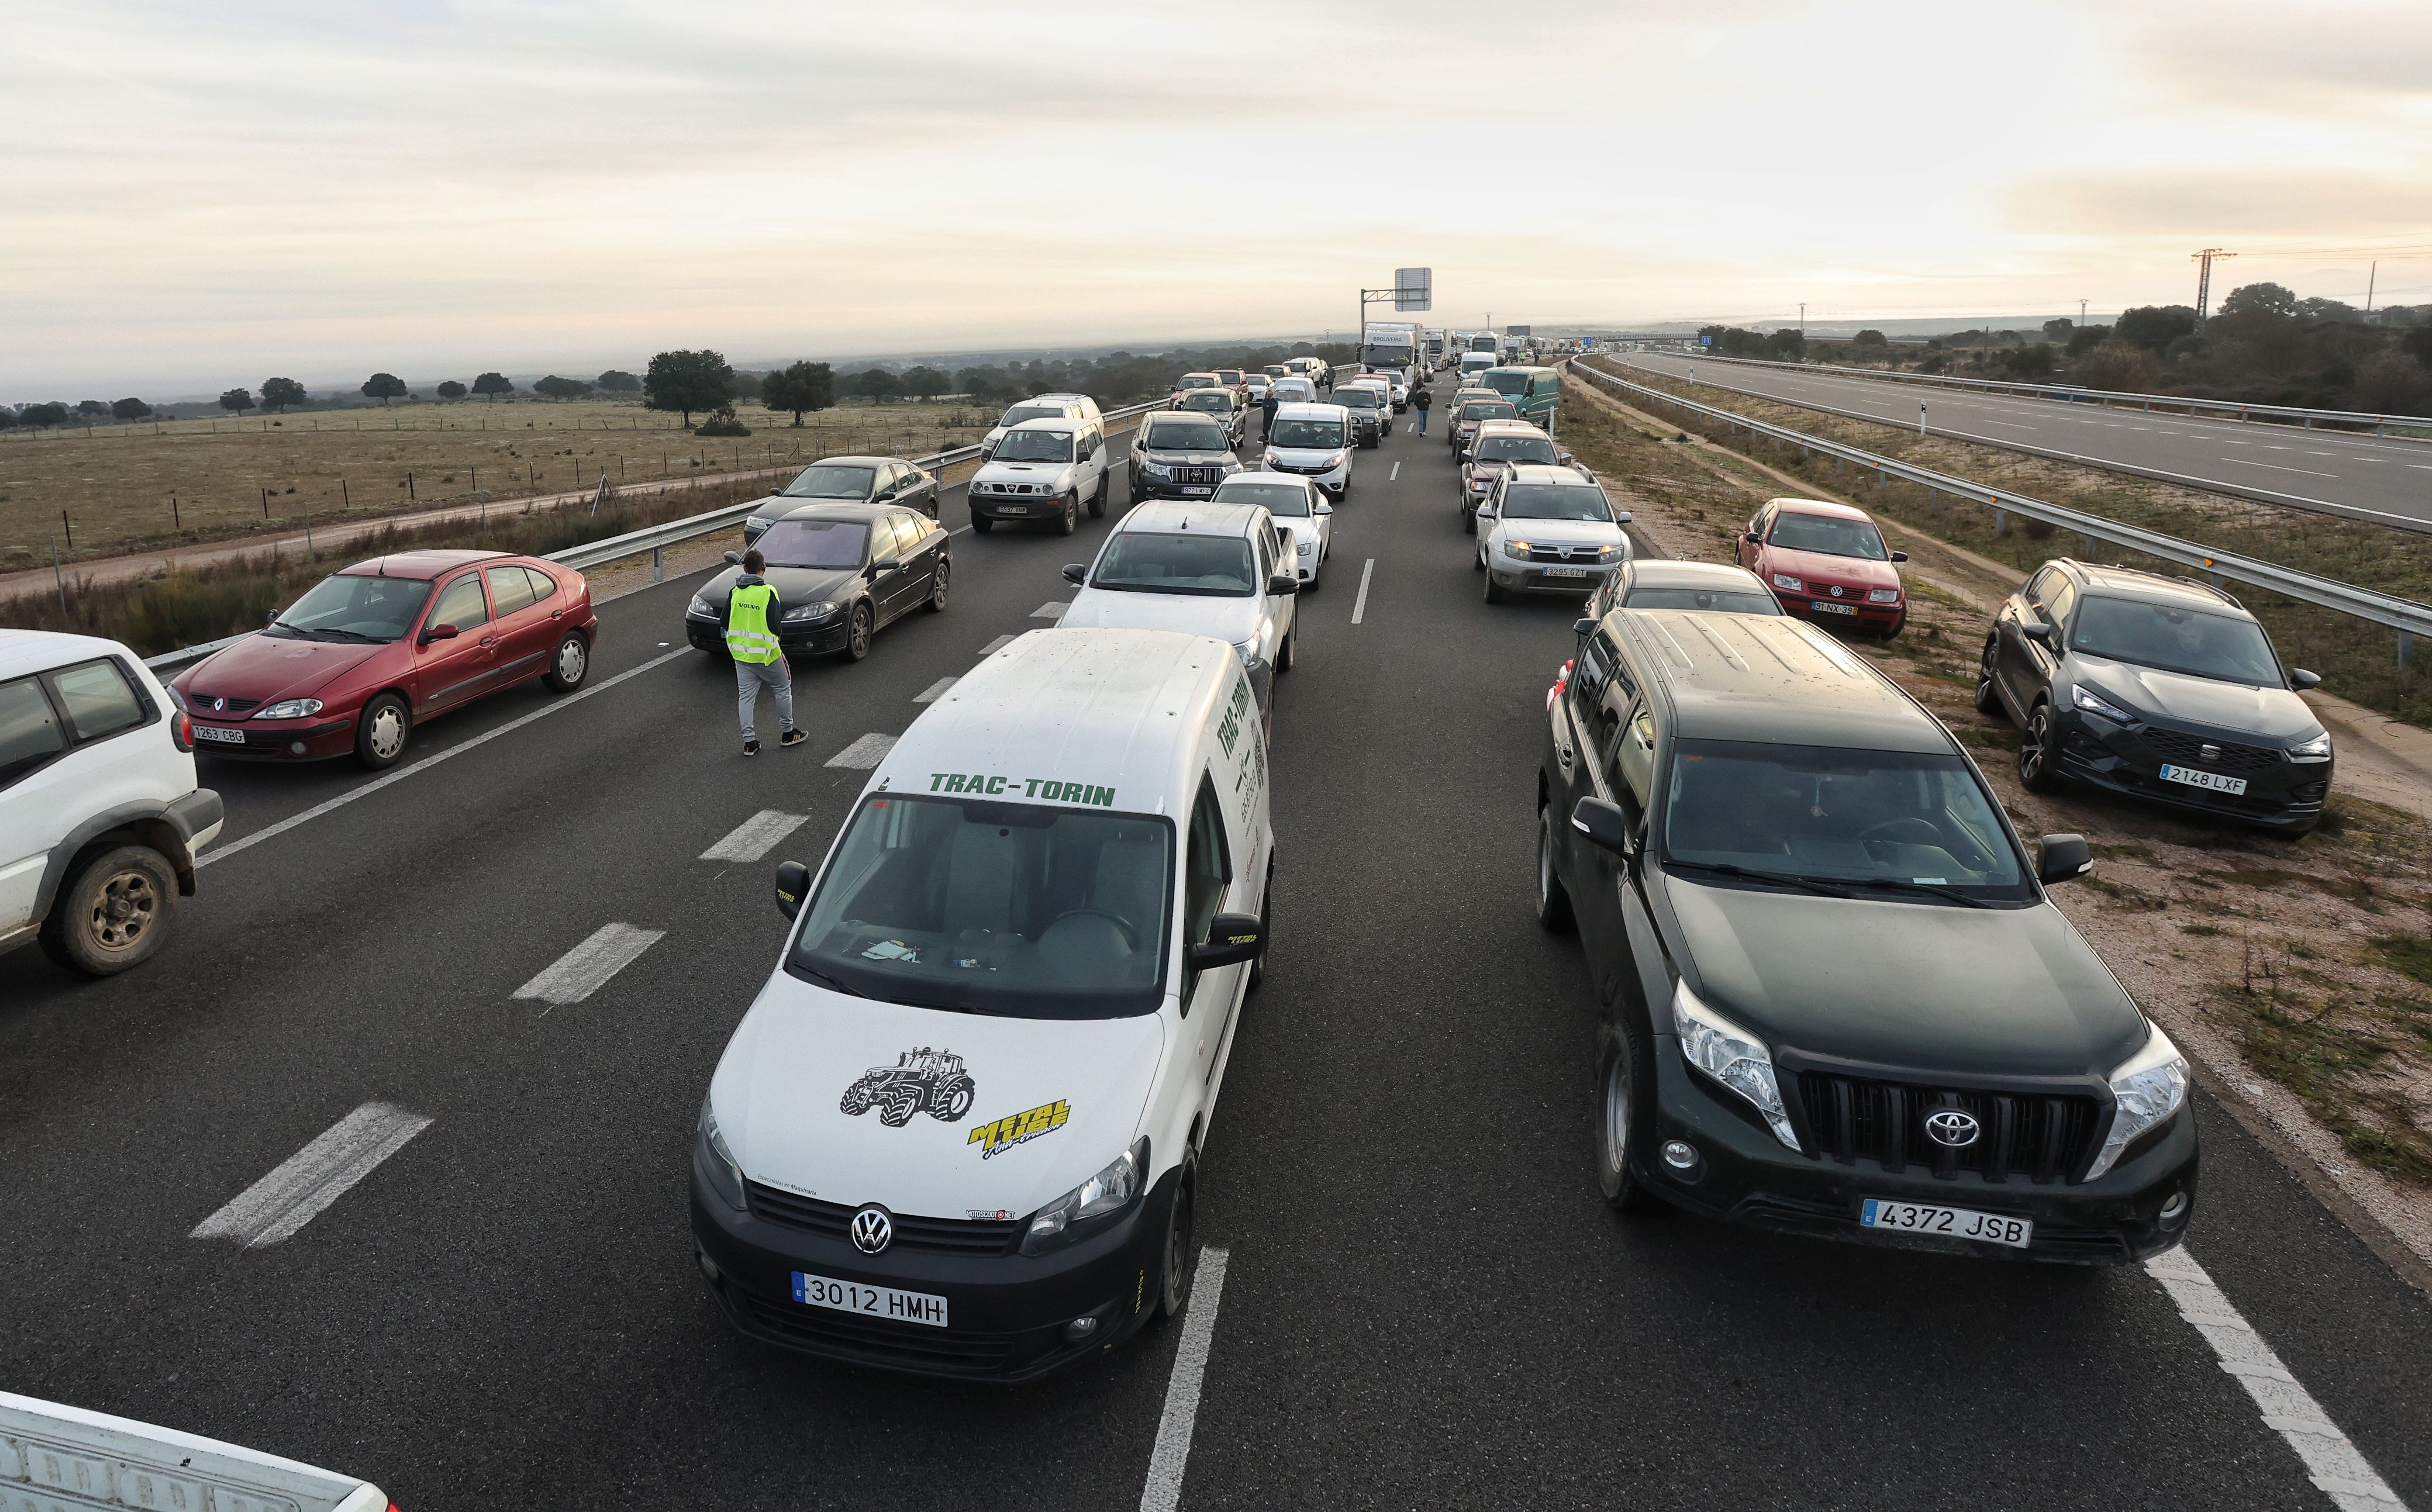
[1483,371,1531,396]
[1091,532,1257,596]
[1211,480,1313,517]
[789,796,1174,1018]
[1269,418,1342,449]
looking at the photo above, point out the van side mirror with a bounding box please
[1185,912,1265,970]
[1062,563,1087,586]
[421,623,460,643]
[775,860,809,919]
[2291,668,2322,690]
[1571,798,1638,857]
[2036,834,2092,885]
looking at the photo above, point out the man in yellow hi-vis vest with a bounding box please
[725,549,804,757]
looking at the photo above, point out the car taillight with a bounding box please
[172,710,193,752]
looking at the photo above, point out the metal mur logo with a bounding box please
[849,1206,893,1255]
[1924,1109,1981,1148]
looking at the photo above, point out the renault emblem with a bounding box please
[211,696,226,713]
[849,1206,893,1255]
[1924,1109,1981,1148]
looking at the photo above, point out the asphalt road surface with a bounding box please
[1616,351,2432,531]
[5,388,2428,1511]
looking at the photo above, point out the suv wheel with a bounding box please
[1973,637,2005,717]
[971,515,995,534]
[2019,700,2064,792]
[1057,491,1078,536]
[1089,472,1108,518]
[39,844,177,976]
[1482,565,1506,603]
[355,693,411,770]
[1536,804,1576,933]
[1597,1029,1659,1212]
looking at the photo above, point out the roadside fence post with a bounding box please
[50,533,66,614]
[2401,631,2414,671]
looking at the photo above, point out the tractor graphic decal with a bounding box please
[839,1047,978,1127]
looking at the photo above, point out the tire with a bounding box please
[1472,545,1485,573]
[1246,861,1273,992]
[971,515,995,534]
[1275,624,1295,673]
[843,603,874,662]
[1536,803,1576,933]
[1596,1029,1660,1212]
[879,1088,919,1127]
[2019,700,2064,793]
[1973,638,2005,717]
[1483,566,1506,603]
[1152,1165,1197,1322]
[1463,508,1476,536]
[541,631,589,692]
[1877,615,1903,642]
[37,844,177,976]
[927,556,951,612]
[354,692,411,770]
[1089,472,1108,517]
[1057,491,1078,536]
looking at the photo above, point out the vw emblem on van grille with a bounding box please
[849,1206,893,1255]
[1924,1109,1981,1148]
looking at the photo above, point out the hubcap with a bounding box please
[1538,812,1553,904]
[853,612,870,655]
[369,707,404,759]
[933,563,949,604]
[557,637,585,682]
[89,869,158,952]
[1604,1056,1630,1175]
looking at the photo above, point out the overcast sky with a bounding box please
[5,0,2427,397]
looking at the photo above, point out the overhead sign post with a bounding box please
[1360,266,1433,363]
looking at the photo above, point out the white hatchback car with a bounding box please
[1059,501,1300,721]
[1,629,223,975]
[1474,465,1634,605]
[1211,472,1333,587]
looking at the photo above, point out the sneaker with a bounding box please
[743,740,760,758]
[779,729,807,748]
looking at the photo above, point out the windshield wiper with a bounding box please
[1837,876,1997,909]
[314,627,384,643]
[1664,860,1853,898]
[791,963,868,998]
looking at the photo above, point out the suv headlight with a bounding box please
[1501,537,1532,558]
[782,602,836,623]
[1020,1138,1147,1255]
[694,1098,747,1211]
[1770,573,1804,592]
[2071,685,2132,722]
[1295,539,1315,556]
[1673,980,1799,1152]
[254,698,324,720]
[2084,1026,2189,1179]
[1143,461,1172,479]
[2289,731,2332,762]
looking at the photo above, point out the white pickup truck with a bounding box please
[0,1391,394,1510]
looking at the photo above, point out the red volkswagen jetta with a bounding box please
[171,550,597,770]
[1736,497,1909,639]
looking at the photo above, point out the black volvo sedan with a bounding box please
[685,503,949,662]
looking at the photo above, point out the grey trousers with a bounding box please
[735,658,794,740]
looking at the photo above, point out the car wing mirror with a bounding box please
[1890,550,1910,563]
[2291,668,2322,690]
[1570,797,1638,857]
[421,622,460,642]
[1184,912,1265,970]
[2020,622,2053,645]
[1476,503,1496,517]
[1315,501,1334,516]
[775,859,809,919]
[1614,511,1633,523]
[265,608,280,627]
[1574,618,1597,635]
[1062,563,1088,585]
[723,550,743,566]
[1558,450,1575,465]
[869,560,898,576]
[2036,833,2092,885]
[1744,531,1762,544]
[1268,574,1300,596]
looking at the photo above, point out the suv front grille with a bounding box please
[1795,1072,2105,1184]
[1521,545,1608,563]
[1170,466,1225,485]
[745,1182,1022,1255]
[2138,728,2284,775]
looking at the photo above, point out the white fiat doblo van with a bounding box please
[691,626,1274,1380]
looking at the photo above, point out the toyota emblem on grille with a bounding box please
[2200,742,2222,761]
[849,1206,893,1254]
[1924,1109,1981,1147]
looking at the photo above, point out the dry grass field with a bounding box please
[0,397,1000,569]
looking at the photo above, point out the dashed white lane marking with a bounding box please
[513,922,664,1005]
[914,676,959,703]
[979,634,1017,655]
[826,732,898,769]
[700,809,807,862]
[1137,1244,1231,1512]
[191,1102,432,1249]
[1350,559,1375,625]
[197,649,690,868]
[1031,601,1069,620]
[1389,461,1400,481]
[2220,457,2339,478]
[2145,1249,2407,1512]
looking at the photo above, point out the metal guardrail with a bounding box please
[143,397,1175,674]
[1662,350,2432,435]
[1565,360,2432,664]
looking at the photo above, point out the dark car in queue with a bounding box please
[1538,607,2196,1263]
[1459,422,1571,531]
[743,457,940,546]
[686,504,950,664]
[1449,397,1519,453]
[1331,384,1390,447]
[171,550,597,771]
[1976,559,2331,833]
[1127,412,1244,502]
[1737,497,1908,640]
[1173,388,1247,446]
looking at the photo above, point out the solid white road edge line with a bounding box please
[197,648,691,869]
[914,676,959,703]
[826,732,898,769]
[191,1102,433,1250]
[1137,1244,1231,1512]
[2144,1249,2408,1511]
[513,922,665,1005]
[1351,559,1375,625]
[700,810,808,863]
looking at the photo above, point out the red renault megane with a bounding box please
[170,550,597,770]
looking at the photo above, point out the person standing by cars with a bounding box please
[1260,384,1281,442]
[1411,378,1433,436]
[725,549,806,756]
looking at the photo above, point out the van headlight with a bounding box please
[1020,1138,1148,1255]
[2084,1027,2189,1179]
[694,1098,747,1211]
[1673,980,1799,1151]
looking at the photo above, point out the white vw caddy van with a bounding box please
[691,627,1273,1380]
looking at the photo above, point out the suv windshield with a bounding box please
[994,428,1075,463]
[1769,512,1888,559]
[1476,436,1558,464]
[1624,587,1781,614]
[999,404,1065,427]
[1145,420,1229,453]
[1091,531,1257,596]
[1336,389,1380,410]
[780,464,875,500]
[1211,480,1312,517]
[1664,739,2030,902]
[2072,596,2284,686]
[756,519,868,569]
[1500,484,1613,522]
[788,795,1174,1018]
[271,573,434,643]
[1269,418,1342,449]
